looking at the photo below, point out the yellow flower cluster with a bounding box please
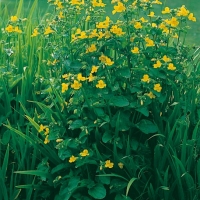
[38,124,50,144]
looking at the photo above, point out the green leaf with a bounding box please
[136,106,149,117]
[126,177,137,196]
[115,194,132,200]
[69,120,83,130]
[102,131,112,143]
[116,68,131,78]
[68,177,80,191]
[109,96,129,107]
[88,183,106,199]
[1,130,11,145]
[136,119,158,134]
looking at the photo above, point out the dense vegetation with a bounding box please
[0,0,200,199]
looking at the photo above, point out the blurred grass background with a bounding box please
[1,0,200,45]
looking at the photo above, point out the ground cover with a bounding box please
[0,0,200,199]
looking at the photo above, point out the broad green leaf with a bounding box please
[68,177,80,191]
[109,96,129,107]
[136,106,149,117]
[88,183,106,199]
[102,131,112,143]
[69,120,83,130]
[136,119,158,134]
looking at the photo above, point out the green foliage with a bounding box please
[0,0,200,199]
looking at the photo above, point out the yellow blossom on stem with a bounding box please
[168,17,179,27]
[87,73,95,82]
[162,7,171,14]
[58,11,64,18]
[44,127,49,135]
[146,91,156,99]
[162,55,171,62]
[167,63,176,70]
[140,17,148,23]
[148,12,155,17]
[154,83,162,92]
[112,2,126,14]
[188,13,196,22]
[152,0,162,4]
[38,124,46,132]
[77,73,86,81]
[118,162,124,169]
[44,26,54,35]
[96,80,106,89]
[141,74,150,83]
[105,160,114,168]
[5,25,14,33]
[56,139,63,143]
[31,28,39,37]
[78,31,88,39]
[131,47,139,54]
[10,16,18,22]
[62,83,69,93]
[86,44,97,53]
[91,65,99,73]
[80,149,89,157]
[44,135,50,144]
[110,25,125,36]
[153,60,162,68]
[71,80,82,90]
[177,5,189,17]
[69,155,77,163]
[134,22,142,29]
[145,37,155,47]
[13,26,22,33]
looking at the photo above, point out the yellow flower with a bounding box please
[112,2,126,14]
[62,74,70,80]
[78,31,88,39]
[140,17,148,23]
[56,139,63,142]
[96,80,106,88]
[134,22,142,29]
[131,47,139,54]
[70,0,84,5]
[146,91,156,99]
[92,0,106,7]
[91,65,99,73]
[153,60,162,68]
[89,29,99,38]
[110,25,125,36]
[105,160,114,168]
[77,73,86,81]
[188,13,196,22]
[44,26,54,35]
[118,162,124,169]
[86,16,90,21]
[99,54,107,63]
[58,11,64,18]
[162,7,171,14]
[31,28,39,37]
[62,83,69,93]
[152,0,162,4]
[87,73,95,82]
[44,135,50,144]
[86,44,97,53]
[80,149,89,157]
[38,124,46,132]
[14,26,22,33]
[44,127,49,135]
[141,74,150,83]
[69,155,77,163]
[162,55,171,62]
[105,57,114,66]
[145,37,155,47]
[148,12,155,17]
[10,16,18,22]
[5,25,14,33]
[167,63,176,70]
[71,80,82,90]
[154,83,162,92]
[169,17,179,27]
[172,33,179,38]
[177,5,189,17]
